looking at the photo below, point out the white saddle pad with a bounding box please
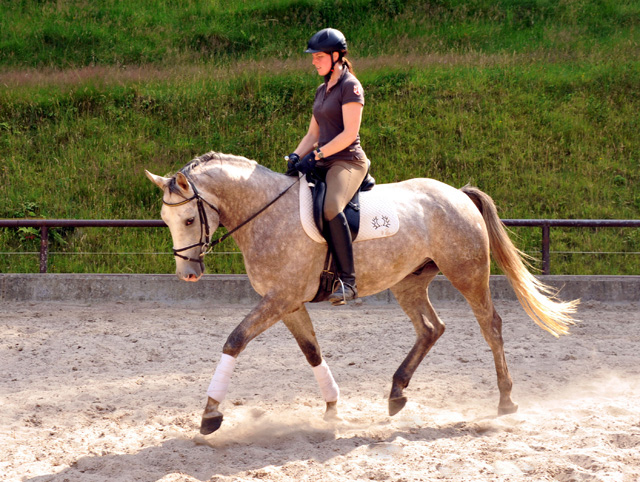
[299,178,399,244]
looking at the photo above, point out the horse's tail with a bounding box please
[460,185,579,337]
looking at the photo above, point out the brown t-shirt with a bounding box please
[313,68,367,162]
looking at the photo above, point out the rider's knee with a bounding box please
[323,202,341,221]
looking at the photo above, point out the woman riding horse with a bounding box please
[286,28,369,305]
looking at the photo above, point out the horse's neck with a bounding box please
[196,161,289,227]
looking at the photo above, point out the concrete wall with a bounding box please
[1,274,638,304]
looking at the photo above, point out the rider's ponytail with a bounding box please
[343,57,355,77]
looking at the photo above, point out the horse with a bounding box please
[145,151,579,435]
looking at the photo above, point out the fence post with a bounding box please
[39,226,49,273]
[541,224,550,275]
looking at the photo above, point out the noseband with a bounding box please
[163,174,300,272]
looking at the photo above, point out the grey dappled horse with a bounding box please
[146,151,579,435]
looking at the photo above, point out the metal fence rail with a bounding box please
[0,219,165,273]
[503,219,640,275]
[1,219,639,274]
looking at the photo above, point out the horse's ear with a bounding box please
[145,170,171,190]
[175,172,191,193]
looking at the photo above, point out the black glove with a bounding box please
[295,151,317,175]
[284,153,299,176]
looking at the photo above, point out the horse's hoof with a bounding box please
[498,402,519,416]
[324,401,342,422]
[200,413,223,435]
[389,396,407,416]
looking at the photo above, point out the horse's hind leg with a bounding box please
[388,264,445,416]
[447,273,518,415]
[282,306,340,421]
[483,306,518,415]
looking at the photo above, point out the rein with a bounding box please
[163,174,301,269]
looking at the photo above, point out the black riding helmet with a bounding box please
[305,28,348,54]
[305,28,348,81]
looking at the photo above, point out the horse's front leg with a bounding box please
[201,293,298,435]
[282,306,340,421]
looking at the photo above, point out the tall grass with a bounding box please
[1,0,639,274]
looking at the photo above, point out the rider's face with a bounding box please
[312,52,334,76]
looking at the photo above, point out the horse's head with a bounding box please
[145,170,220,282]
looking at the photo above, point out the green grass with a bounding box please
[2,0,639,67]
[1,0,639,275]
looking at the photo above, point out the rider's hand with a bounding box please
[295,152,317,175]
[284,153,299,176]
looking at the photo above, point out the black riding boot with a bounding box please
[326,212,358,305]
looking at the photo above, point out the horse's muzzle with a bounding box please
[176,262,204,282]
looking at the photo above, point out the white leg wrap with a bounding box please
[312,360,340,403]
[207,353,237,402]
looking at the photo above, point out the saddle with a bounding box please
[306,167,375,303]
[306,168,376,241]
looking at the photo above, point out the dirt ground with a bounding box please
[2,298,639,482]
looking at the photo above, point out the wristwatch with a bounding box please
[315,148,325,159]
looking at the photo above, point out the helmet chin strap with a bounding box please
[324,52,342,83]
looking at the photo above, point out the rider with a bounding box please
[286,28,369,305]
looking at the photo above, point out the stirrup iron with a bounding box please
[332,279,347,306]
[329,279,356,306]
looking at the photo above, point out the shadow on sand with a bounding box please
[25,417,481,482]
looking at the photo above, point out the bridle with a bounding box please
[162,178,220,272]
[162,174,300,271]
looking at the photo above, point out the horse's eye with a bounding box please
[186,218,195,226]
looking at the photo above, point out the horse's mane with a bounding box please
[168,151,259,194]
[181,151,257,175]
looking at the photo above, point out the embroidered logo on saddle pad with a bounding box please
[299,180,399,244]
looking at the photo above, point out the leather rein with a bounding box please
[162,174,300,270]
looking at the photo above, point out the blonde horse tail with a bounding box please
[460,185,579,337]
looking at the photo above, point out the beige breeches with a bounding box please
[321,158,369,221]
